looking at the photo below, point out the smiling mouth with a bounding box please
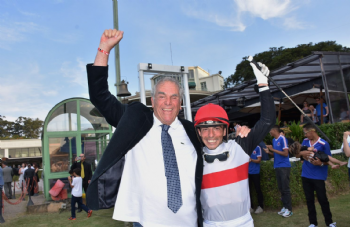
[207,140,217,143]
[162,108,173,111]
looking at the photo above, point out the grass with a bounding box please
[2,192,350,227]
[253,191,350,227]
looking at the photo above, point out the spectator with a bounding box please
[315,97,329,124]
[68,168,92,220]
[249,146,264,214]
[339,107,349,121]
[2,162,13,199]
[296,123,336,227]
[0,161,3,212]
[341,131,350,183]
[24,164,35,196]
[259,141,270,161]
[279,130,294,147]
[309,105,318,124]
[18,163,26,189]
[71,154,92,194]
[264,125,293,217]
[33,163,40,196]
[300,101,313,123]
[71,154,92,213]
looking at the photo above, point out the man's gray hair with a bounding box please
[151,76,184,102]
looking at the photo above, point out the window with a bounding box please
[201,82,207,91]
[188,70,195,82]
[80,101,109,131]
[47,101,77,132]
[49,137,77,173]
[0,149,4,158]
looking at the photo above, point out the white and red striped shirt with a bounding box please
[201,140,251,223]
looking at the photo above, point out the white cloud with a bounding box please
[60,58,88,88]
[42,90,58,96]
[182,0,305,31]
[283,16,307,30]
[234,0,294,20]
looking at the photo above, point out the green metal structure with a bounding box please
[41,98,112,200]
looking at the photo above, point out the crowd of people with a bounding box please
[0,162,41,199]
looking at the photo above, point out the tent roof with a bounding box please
[189,51,350,118]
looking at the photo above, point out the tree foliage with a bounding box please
[0,115,43,139]
[223,41,350,88]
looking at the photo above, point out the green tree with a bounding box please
[0,115,43,139]
[224,41,350,88]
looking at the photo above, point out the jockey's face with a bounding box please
[198,125,226,150]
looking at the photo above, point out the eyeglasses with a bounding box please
[303,129,315,134]
[203,151,229,164]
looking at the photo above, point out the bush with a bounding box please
[264,121,350,149]
[250,154,349,209]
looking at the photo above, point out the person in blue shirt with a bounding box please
[248,146,264,214]
[297,123,336,227]
[264,125,292,217]
[315,97,329,124]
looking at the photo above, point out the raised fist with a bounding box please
[99,29,124,53]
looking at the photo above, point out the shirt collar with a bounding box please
[153,114,180,130]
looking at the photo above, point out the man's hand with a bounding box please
[88,180,91,184]
[250,62,269,85]
[310,158,322,166]
[266,145,273,150]
[299,150,314,160]
[236,125,251,138]
[263,147,271,155]
[343,131,350,139]
[99,29,124,53]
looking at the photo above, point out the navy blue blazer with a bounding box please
[86,64,204,226]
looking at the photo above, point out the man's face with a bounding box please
[303,128,316,140]
[79,154,85,162]
[198,125,226,150]
[151,81,182,125]
[269,128,278,137]
[315,99,320,104]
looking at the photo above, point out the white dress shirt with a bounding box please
[113,115,198,227]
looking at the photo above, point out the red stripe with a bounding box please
[202,162,249,189]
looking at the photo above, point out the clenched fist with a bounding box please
[99,29,124,53]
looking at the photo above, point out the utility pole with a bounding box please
[112,0,121,100]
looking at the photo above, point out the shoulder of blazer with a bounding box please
[178,118,202,152]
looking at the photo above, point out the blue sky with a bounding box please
[1,0,349,122]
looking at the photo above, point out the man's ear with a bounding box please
[197,128,202,137]
[224,127,227,136]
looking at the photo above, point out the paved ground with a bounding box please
[2,181,45,221]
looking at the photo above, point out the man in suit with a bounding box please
[86,29,205,227]
[2,162,13,199]
[71,153,92,212]
[71,154,92,193]
[24,164,35,196]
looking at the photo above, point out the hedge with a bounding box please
[264,121,350,149]
[250,154,349,209]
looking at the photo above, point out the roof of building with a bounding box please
[189,51,350,119]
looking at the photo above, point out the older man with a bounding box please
[86,29,204,227]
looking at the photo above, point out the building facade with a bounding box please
[127,66,224,105]
[0,139,42,166]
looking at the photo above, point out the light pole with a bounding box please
[112,0,121,101]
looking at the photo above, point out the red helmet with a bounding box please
[194,103,229,127]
